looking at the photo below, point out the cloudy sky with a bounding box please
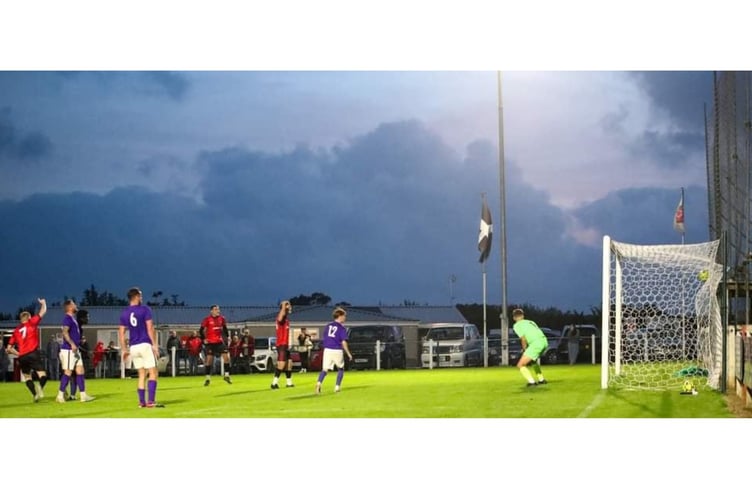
[0,70,715,314]
[3,3,746,493]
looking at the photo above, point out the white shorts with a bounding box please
[322,348,345,371]
[130,342,157,370]
[59,349,84,371]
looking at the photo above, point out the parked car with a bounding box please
[487,330,517,365]
[157,347,170,373]
[622,318,692,362]
[420,323,483,368]
[251,337,301,373]
[127,347,170,377]
[347,325,406,370]
[488,328,562,365]
[307,339,352,372]
[308,339,323,372]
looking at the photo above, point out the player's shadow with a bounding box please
[608,389,665,417]
[154,385,196,392]
[214,388,275,398]
[284,384,370,400]
[513,382,554,394]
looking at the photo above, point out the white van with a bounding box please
[420,323,483,368]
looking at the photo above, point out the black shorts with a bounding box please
[18,351,45,374]
[276,345,292,363]
[205,342,227,357]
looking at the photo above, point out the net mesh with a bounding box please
[605,239,723,390]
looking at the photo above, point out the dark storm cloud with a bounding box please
[0,118,700,314]
[600,72,712,172]
[628,130,705,169]
[630,71,713,130]
[573,185,710,244]
[0,107,53,161]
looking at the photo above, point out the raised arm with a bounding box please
[37,298,47,318]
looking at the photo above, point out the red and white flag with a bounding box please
[673,188,685,234]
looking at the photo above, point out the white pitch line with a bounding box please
[577,390,606,418]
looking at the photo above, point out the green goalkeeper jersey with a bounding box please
[513,319,547,345]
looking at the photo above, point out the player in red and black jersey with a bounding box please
[271,300,294,389]
[6,298,48,402]
[199,305,232,386]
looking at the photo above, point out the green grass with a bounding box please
[0,365,735,418]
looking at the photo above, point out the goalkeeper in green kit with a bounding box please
[512,308,548,387]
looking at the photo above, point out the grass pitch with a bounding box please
[0,364,735,418]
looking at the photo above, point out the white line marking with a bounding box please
[578,390,606,418]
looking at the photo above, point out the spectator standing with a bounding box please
[228,335,242,374]
[92,340,106,378]
[79,334,91,377]
[46,333,61,380]
[178,335,189,372]
[187,331,203,375]
[0,337,7,382]
[166,331,180,374]
[243,330,255,373]
[297,327,313,373]
[105,341,119,378]
[567,325,580,365]
[239,334,252,374]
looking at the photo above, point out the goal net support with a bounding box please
[601,236,723,391]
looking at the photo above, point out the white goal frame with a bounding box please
[601,235,724,390]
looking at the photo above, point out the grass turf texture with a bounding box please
[0,365,735,418]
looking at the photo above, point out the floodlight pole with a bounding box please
[497,71,510,366]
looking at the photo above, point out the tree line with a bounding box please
[2,285,601,330]
[456,303,602,332]
[2,284,187,320]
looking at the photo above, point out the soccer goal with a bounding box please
[601,236,724,391]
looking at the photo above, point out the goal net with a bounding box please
[601,236,723,391]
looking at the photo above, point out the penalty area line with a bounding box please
[577,390,606,418]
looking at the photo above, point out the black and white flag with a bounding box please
[478,196,493,263]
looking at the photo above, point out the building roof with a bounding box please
[1,306,278,329]
[249,305,417,324]
[378,306,468,324]
[1,304,467,328]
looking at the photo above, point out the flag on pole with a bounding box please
[478,196,493,263]
[673,188,685,234]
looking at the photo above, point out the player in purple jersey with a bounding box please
[315,307,353,395]
[119,287,163,408]
[55,300,95,403]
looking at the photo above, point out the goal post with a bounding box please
[601,235,724,391]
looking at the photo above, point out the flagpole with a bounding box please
[681,187,685,245]
[480,192,489,368]
[482,259,488,367]
[679,187,686,356]
[497,71,509,366]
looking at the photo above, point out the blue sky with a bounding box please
[0,70,714,313]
